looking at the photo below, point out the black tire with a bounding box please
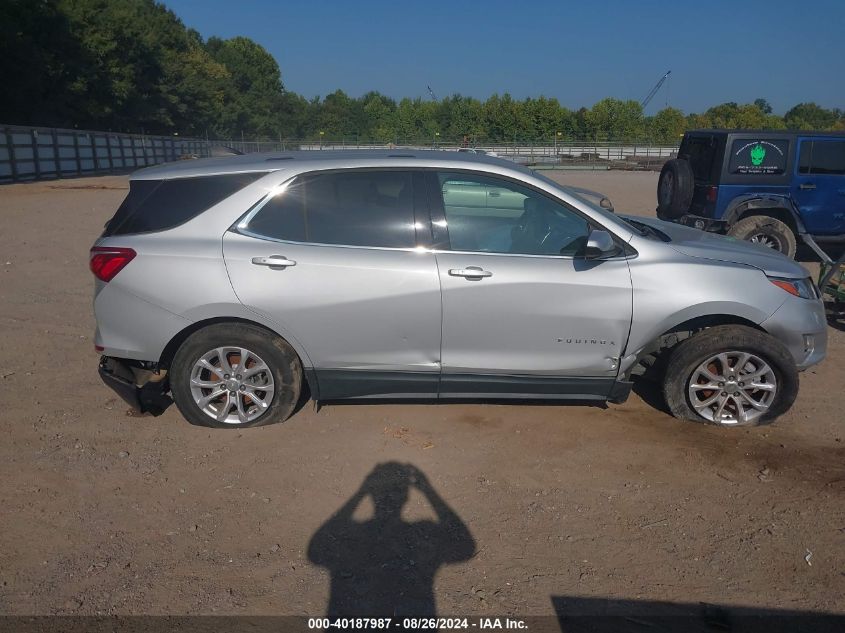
[656,158,694,219]
[662,325,798,427]
[727,215,797,259]
[170,323,302,429]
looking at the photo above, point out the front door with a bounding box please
[793,138,845,235]
[429,171,633,398]
[223,169,442,399]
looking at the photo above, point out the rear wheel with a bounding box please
[170,323,302,428]
[727,215,797,259]
[662,325,798,426]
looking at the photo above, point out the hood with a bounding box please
[623,215,810,279]
[567,186,614,212]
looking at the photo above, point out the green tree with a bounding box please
[784,102,839,130]
[206,35,285,137]
[754,98,773,114]
[647,107,686,143]
[584,98,644,141]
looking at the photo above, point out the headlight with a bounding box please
[768,276,818,300]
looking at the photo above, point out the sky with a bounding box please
[166,0,845,115]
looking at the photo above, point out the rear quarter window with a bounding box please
[728,139,790,175]
[104,172,266,236]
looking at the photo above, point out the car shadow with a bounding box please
[550,595,845,632]
[307,462,475,617]
[630,375,671,415]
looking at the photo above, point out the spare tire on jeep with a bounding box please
[657,159,694,219]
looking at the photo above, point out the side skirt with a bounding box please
[312,369,629,403]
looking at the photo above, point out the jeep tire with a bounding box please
[727,215,797,259]
[657,158,694,219]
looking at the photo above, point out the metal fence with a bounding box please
[215,138,678,170]
[1,124,680,183]
[0,124,211,183]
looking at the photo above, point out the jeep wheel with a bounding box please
[656,158,694,219]
[662,325,798,426]
[170,323,302,428]
[727,215,797,259]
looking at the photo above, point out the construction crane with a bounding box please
[427,85,437,101]
[641,70,671,109]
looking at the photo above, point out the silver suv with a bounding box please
[91,151,827,428]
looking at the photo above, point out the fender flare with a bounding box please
[722,194,807,234]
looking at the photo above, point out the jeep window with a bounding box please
[684,136,717,181]
[728,139,789,175]
[798,140,845,175]
[105,173,265,236]
[245,170,416,248]
[437,172,590,256]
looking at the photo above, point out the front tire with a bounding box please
[727,215,797,259]
[170,323,302,428]
[662,325,798,426]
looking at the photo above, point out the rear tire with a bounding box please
[662,325,798,427]
[727,215,797,259]
[656,158,694,219]
[170,323,302,428]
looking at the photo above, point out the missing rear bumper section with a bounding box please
[98,356,172,415]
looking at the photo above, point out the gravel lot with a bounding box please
[0,170,843,621]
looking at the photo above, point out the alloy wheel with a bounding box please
[687,351,778,425]
[189,346,274,424]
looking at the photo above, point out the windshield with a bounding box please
[527,169,641,237]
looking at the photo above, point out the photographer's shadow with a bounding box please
[308,462,475,617]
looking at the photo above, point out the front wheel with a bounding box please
[170,323,302,428]
[662,325,798,426]
[727,215,797,259]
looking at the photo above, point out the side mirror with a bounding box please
[584,229,617,259]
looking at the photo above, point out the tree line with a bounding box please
[2,0,843,144]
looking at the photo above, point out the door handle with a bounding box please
[799,183,816,190]
[251,255,296,268]
[488,191,501,198]
[449,266,492,279]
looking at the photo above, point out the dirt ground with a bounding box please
[0,170,843,621]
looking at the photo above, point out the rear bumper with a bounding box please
[98,356,172,415]
[670,212,726,233]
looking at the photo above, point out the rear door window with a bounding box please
[105,173,265,236]
[684,136,717,181]
[728,139,790,175]
[243,170,416,248]
[798,140,845,175]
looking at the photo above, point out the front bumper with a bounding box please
[99,356,172,415]
[760,297,828,371]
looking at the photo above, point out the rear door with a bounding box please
[793,138,845,235]
[429,171,633,398]
[223,169,442,399]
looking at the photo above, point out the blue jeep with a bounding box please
[656,130,845,259]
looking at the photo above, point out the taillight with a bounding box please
[706,186,719,202]
[90,247,136,282]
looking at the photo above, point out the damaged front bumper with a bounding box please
[98,356,172,415]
